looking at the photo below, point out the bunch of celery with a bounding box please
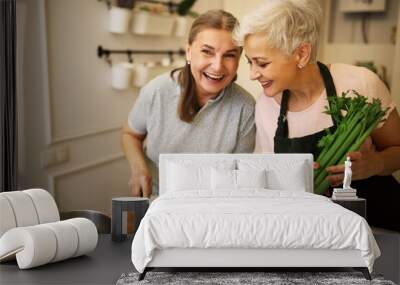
[314,90,388,195]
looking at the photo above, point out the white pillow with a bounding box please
[167,162,209,191]
[167,160,235,191]
[237,159,307,191]
[211,169,268,190]
[211,168,236,190]
[267,167,306,191]
[236,169,267,189]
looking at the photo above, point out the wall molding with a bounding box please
[47,153,124,198]
[52,125,121,144]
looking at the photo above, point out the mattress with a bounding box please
[131,189,380,273]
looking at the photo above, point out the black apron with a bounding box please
[273,62,400,231]
[274,62,339,157]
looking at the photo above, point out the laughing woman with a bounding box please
[235,0,400,231]
[122,10,255,198]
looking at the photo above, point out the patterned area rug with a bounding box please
[116,271,396,285]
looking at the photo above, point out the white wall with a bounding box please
[329,0,398,44]
[322,0,399,86]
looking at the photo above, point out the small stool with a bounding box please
[111,197,149,242]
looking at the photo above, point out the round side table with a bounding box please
[111,197,149,241]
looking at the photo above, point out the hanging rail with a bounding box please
[97,45,185,65]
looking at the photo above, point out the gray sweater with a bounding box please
[128,72,256,193]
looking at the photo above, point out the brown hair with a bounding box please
[171,9,239,123]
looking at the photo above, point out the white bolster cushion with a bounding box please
[23,189,60,223]
[0,226,57,269]
[0,189,59,239]
[0,196,17,237]
[42,221,79,262]
[0,218,98,269]
[64,218,98,257]
[0,191,39,228]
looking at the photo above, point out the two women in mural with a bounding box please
[123,1,400,231]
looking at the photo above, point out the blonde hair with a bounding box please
[234,0,322,62]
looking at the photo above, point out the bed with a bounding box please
[131,154,380,280]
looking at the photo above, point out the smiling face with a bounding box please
[244,33,300,97]
[186,28,241,101]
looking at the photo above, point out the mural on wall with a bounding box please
[18,0,400,213]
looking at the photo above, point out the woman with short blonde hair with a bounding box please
[235,0,322,62]
[235,0,400,231]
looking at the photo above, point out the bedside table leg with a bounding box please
[138,267,148,281]
[354,267,371,280]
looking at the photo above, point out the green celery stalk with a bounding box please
[314,178,330,195]
[314,116,384,194]
[314,121,363,187]
[316,105,367,172]
[313,91,387,195]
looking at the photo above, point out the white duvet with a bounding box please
[131,190,380,273]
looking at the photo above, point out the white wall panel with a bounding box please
[52,155,129,215]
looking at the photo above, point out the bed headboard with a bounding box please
[159,153,314,195]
